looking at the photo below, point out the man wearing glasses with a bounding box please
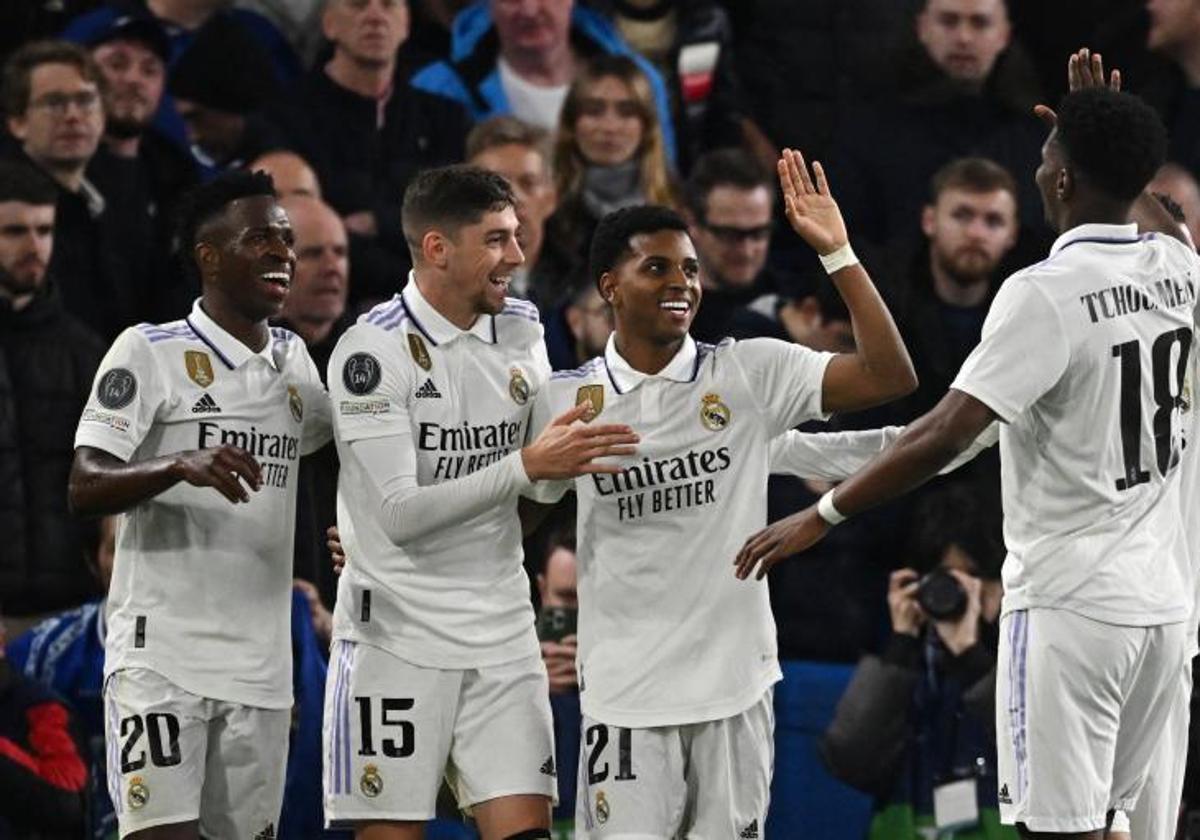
[1,39,140,341]
[682,147,777,343]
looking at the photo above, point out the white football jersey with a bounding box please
[74,301,332,708]
[952,223,1199,626]
[329,281,551,669]
[529,334,832,728]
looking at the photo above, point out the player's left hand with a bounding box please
[734,505,830,580]
[1034,47,1121,129]
[777,148,848,257]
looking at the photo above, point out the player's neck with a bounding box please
[199,296,270,353]
[1059,196,1134,234]
[412,271,479,331]
[613,330,683,376]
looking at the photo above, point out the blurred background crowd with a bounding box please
[2,0,1200,837]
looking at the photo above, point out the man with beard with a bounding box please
[83,13,198,322]
[0,159,106,634]
[891,157,1019,421]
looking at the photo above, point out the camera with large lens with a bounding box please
[917,568,967,621]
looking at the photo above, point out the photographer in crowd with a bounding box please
[819,485,1012,840]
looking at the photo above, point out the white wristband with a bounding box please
[818,242,859,275]
[817,489,848,525]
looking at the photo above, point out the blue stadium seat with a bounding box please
[769,661,874,838]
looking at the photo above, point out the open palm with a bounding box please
[778,148,848,256]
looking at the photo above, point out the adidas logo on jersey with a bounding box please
[539,756,556,777]
[740,819,759,838]
[253,823,276,840]
[998,784,1011,804]
[415,378,442,399]
[190,393,221,414]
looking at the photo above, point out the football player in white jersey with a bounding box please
[67,170,333,840]
[323,165,638,840]
[526,146,918,837]
[737,75,1199,838]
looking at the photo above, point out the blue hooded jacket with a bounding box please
[412,1,677,166]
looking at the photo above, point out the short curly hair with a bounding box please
[1055,88,1167,202]
[588,205,689,289]
[175,169,277,283]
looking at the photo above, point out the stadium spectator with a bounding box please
[820,486,1011,840]
[681,147,778,343]
[83,12,198,322]
[0,160,107,629]
[829,0,1047,254]
[271,0,470,306]
[466,116,556,299]
[60,0,304,159]
[544,278,612,370]
[537,54,677,309]
[1,39,151,340]
[889,157,1019,422]
[535,524,581,833]
[167,13,287,170]
[276,194,350,609]
[1144,0,1200,176]
[0,608,90,839]
[411,0,677,161]
[251,150,322,200]
[593,0,773,174]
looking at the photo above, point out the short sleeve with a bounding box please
[328,325,414,443]
[733,338,835,436]
[74,328,170,461]
[951,278,1070,423]
[297,349,333,456]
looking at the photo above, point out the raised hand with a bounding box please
[887,569,926,637]
[777,148,848,256]
[733,504,830,581]
[521,403,639,480]
[174,444,262,503]
[1035,47,1122,129]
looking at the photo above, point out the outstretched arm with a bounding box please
[737,390,996,580]
[776,149,917,412]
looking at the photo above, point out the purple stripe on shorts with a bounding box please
[1017,611,1029,800]
[333,641,348,795]
[340,644,354,794]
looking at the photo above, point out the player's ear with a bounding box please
[598,272,616,305]
[195,240,219,281]
[421,229,450,269]
[1057,168,1073,202]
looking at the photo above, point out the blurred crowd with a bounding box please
[2,0,1200,837]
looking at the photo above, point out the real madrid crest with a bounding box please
[360,763,383,798]
[185,350,215,388]
[509,367,530,405]
[595,790,610,824]
[287,385,303,422]
[127,775,149,810]
[408,333,432,371]
[700,392,730,432]
[575,384,604,422]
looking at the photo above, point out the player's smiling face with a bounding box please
[210,195,297,322]
[445,205,524,316]
[602,229,702,345]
